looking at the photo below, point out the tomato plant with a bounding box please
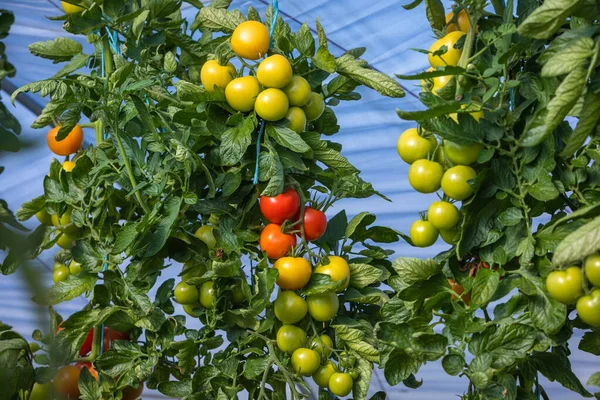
[389,0,600,397]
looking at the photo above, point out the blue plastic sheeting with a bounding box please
[0,1,597,399]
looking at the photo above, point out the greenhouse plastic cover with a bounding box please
[0,0,596,398]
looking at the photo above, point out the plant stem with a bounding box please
[257,360,273,400]
[490,0,505,15]
[89,324,102,361]
[455,20,477,101]
[113,127,151,213]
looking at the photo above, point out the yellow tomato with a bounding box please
[302,92,325,121]
[446,9,472,33]
[396,128,437,164]
[285,107,307,133]
[428,31,465,68]
[36,209,53,226]
[421,68,452,95]
[283,76,312,106]
[61,1,84,14]
[450,104,484,123]
[314,256,351,291]
[231,21,270,60]
[225,76,261,112]
[257,54,293,88]
[62,160,76,172]
[255,88,289,121]
[200,60,236,92]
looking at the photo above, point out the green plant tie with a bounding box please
[252,0,279,185]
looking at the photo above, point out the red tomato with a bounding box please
[296,207,327,241]
[79,327,129,355]
[76,362,99,381]
[122,382,144,400]
[259,224,297,259]
[260,188,300,224]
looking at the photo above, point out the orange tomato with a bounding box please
[273,257,312,290]
[231,21,270,60]
[47,125,84,156]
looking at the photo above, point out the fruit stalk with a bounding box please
[454,16,477,101]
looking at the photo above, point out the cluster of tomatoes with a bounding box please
[397,9,482,248]
[546,254,600,327]
[201,21,325,132]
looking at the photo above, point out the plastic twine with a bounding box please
[252,0,279,185]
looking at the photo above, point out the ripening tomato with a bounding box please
[285,107,307,133]
[200,60,236,92]
[421,68,451,95]
[546,267,583,304]
[122,382,144,400]
[260,224,297,259]
[182,261,207,280]
[195,225,217,249]
[576,289,600,327]
[309,334,333,359]
[52,209,77,232]
[302,92,325,121]
[61,1,84,14]
[53,365,81,397]
[273,256,311,290]
[446,9,476,34]
[408,159,444,193]
[329,372,353,397]
[297,207,327,241]
[441,165,477,200]
[110,329,130,343]
[584,254,600,287]
[448,278,470,304]
[174,281,200,305]
[257,54,293,88]
[274,290,308,324]
[231,279,249,304]
[225,76,261,112]
[62,160,76,172]
[29,383,54,400]
[291,348,321,376]
[428,31,465,68]
[255,88,289,121]
[440,227,458,245]
[284,75,312,106]
[314,256,350,291]
[312,361,337,388]
[260,188,300,224]
[428,201,460,230]
[76,362,99,381]
[47,125,84,156]
[450,104,484,123]
[410,220,438,247]
[36,209,53,225]
[79,327,112,356]
[306,292,339,321]
[56,231,78,249]
[231,21,270,60]
[444,141,483,165]
[53,265,70,284]
[183,304,203,318]
[199,281,216,308]
[396,128,437,165]
[69,260,82,275]
[276,325,307,354]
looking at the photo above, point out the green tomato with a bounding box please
[584,254,600,287]
[274,290,307,324]
[440,227,458,245]
[339,351,356,369]
[183,304,203,318]
[396,128,437,164]
[53,265,70,284]
[306,292,339,322]
[285,107,307,133]
[309,334,333,360]
[408,159,444,193]
[443,141,483,165]
[576,289,600,327]
[276,325,307,354]
[195,225,217,249]
[36,209,53,225]
[291,348,321,376]
[428,201,460,230]
[302,92,325,121]
[329,372,353,397]
[174,281,199,305]
[56,232,79,249]
[283,75,312,106]
[410,220,438,248]
[199,281,216,308]
[69,261,82,275]
[312,361,337,388]
[231,279,249,304]
[181,261,207,281]
[546,266,583,304]
[255,88,289,122]
[29,383,54,400]
[441,165,477,200]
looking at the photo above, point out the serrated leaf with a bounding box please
[266,124,310,153]
[29,37,83,62]
[518,0,585,39]
[336,54,404,98]
[541,37,594,77]
[471,269,499,306]
[393,257,442,286]
[192,7,245,32]
[349,263,383,288]
[46,274,97,306]
[561,91,600,157]
[553,215,600,267]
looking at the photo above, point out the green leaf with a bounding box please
[313,47,336,73]
[46,274,97,306]
[266,124,310,154]
[541,37,594,77]
[561,92,600,157]
[220,117,256,166]
[16,196,45,222]
[243,357,270,379]
[348,263,383,288]
[191,7,245,32]
[442,354,465,376]
[579,331,600,356]
[302,273,347,296]
[345,212,376,240]
[353,357,373,400]
[316,210,348,246]
[419,116,481,144]
[553,215,600,267]
[471,269,500,306]
[335,54,404,98]
[528,294,566,334]
[527,176,559,201]
[425,0,445,32]
[145,197,181,257]
[587,372,600,387]
[525,351,592,397]
[52,53,89,78]
[498,207,523,227]
[384,349,420,385]
[518,0,585,39]
[28,37,83,62]
[393,257,442,286]
[345,287,389,306]
[469,324,536,369]
[303,133,358,174]
[293,23,316,57]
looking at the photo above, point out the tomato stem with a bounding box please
[454,11,478,101]
[89,324,102,362]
